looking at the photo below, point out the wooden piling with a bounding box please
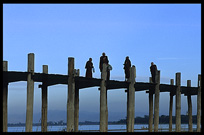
[187,80,192,132]
[26,53,35,132]
[148,77,153,132]
[169,79,174,132]
[197,74,201,132]
[74,69,80,132]
[100,63,108,132]
[41,65,48,132]
[3,61,8,132]
[67,57,75,132]
[175,72,181,132]
[127,66,136,132]
[154,70,160,132]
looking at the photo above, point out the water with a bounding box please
[7,124,198,132]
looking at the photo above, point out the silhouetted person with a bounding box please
[85,58,94,78]
[105,57,112,81]
[123,56,131,81]
[150,62,157,83]
[99,52,109,72]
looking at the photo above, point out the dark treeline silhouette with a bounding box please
[8,115,198,127]
[115,115,197,124]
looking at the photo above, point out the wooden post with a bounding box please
[67,57,75,132]
[106,86,108,132]
[100,63,108,132]
[74,69,80,132]
[187,80,192,132]
[3,61,8,132]
[197,74,201,132]
[41,65,48,132]
[175,72,181,132]
[169,79,174,132]
[148,77,153,132]
[154,70,160,132]
[26,53,35,132]
[127,66,136,132]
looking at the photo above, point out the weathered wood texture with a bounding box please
[3,61,8,132]
[41,65,48,132]
[100,63,108,132]
[169,79,174,132]
[74,69,80,132]
[187,80,192,132]
[148,77,153,132]
[154,70,160,132]
[26,53,35,132]
[197,75,201,132]
[175,72,181,132]
[67,57,75,132]
[127,66,136,132]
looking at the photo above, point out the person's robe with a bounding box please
[124,59,131,79]
[85,61,93,78]
[99,56,109,72]
[150,65,157,83]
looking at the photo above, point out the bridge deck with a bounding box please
[3,71,198,95]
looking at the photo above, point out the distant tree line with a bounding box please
[114,115,197,124]
[8,115,198,126]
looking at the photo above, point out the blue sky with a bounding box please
[3,4,201,123]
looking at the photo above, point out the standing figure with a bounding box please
[123,56,131,81]
[150,62,157,83]
[99,52,111,80]
[99,52,109,72]
[104,57,112,81]
[85,58,94,78]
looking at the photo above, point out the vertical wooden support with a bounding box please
[197,74,201,132]
[169,79,174,132]
[175,72,181,132]
[148,77,153,132]
[26,53,35,132]
[127,66,136,132]
[154,70,160,132]
[187,80,192,132]
[106,86,108,131]
[3,61,8,132]
[100,63,108,132]
[74,69,80,132]
[67,57,75,132]
[41,65,48,132]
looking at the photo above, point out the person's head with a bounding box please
[126,56,129,60]
[102,52,105,56]
[89,58,92,61]
[151,62,154,66]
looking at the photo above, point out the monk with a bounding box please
[85,58,94,78]
[150,62,157,83]
[123,56,131,81]
[104,57,110,81]
[99,52,109,72]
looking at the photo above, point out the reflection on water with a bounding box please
[7,124,198,132]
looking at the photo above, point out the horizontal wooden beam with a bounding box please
[34,73,69,86]
[75,76,102,89]
[3,71,199,95]
[3,71,28,83]
[106,80,129,90]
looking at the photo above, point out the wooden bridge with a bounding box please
[3,53,201,132]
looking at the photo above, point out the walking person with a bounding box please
[150,62,157,83]
[85,58,94,78]
[123,56,131,81]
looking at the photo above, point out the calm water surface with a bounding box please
[8,124,198,132]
